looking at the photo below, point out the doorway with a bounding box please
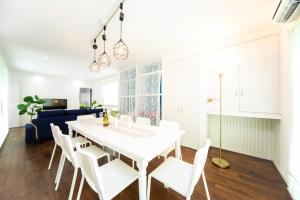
[79,88,92,107]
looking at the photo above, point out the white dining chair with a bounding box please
[75,143,139,200]
[159,120,182,160]
[55,129,110,200]
[48,123,91,170]
[118,114,133,126]
[136,117,151,126]
[147,139,211,200]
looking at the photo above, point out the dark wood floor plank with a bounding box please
[0,128,291,200]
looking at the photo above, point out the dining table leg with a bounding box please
[137,159,148,200]
[175,138,182,159]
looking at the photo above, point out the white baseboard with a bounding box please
[288,174,300,200]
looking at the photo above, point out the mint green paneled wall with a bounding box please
[208,115,279,160]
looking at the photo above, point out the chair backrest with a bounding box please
[118,115,133,126]
[136,117,151,126]
[187,139,211,195]
[57,131,77,167]
[77,114,95,120]
[159,120,180,130]
[75,144,106,199]
[120,114,132,122]
[50,123,61,146]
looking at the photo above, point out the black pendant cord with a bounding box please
[93,39,98,62]
[102,25,107,52]
[119,3,124,40]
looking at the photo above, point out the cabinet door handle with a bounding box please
[240,89,244,96]
[235,89,238,96]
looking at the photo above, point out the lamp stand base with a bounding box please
[212,157,230,169]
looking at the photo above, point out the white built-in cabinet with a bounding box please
[163,56,209,149]
[208,35,280,118]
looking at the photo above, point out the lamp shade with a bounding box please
[89,61,100,73]
[113,39,129,60]
[98,52,111,67]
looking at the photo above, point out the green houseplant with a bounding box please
[80,100,102,110]
[17,95,45,140]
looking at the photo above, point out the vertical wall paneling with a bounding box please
[208,115,278,160]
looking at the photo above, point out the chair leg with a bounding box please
[68,167,78,200]
[48,144,57,170]
[202,172,210,200]
[186,197,191,200]
[55,152,64,183]
[55,155,65,191]
[147,175,152,200]
[76,175,85,200]
[132,159,135,168]
[163,154,167,161]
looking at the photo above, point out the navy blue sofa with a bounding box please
[26,108,103,144]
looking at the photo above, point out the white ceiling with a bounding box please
[0,0,278,80]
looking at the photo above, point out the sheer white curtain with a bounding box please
[119,62,162,125]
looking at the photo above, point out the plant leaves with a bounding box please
[17,104,27,111]
[35,108,42,113]
[19,110,26,115]
[27,112,35,116]
[24,96,33,103]
[37,99,46,104]
[34,95,40,100]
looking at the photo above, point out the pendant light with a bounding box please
[89,39,100,73]
[98,25,111,67]
[113,3,129,60]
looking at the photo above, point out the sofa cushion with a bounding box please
[86,108,103,117]
[65,109,87,116]
[38,110,66,119]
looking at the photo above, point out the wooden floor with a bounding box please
[0,128,291,200]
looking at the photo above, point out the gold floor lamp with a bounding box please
[207,73,230,169]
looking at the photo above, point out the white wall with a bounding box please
[275,20,300,199]
[8,69,92,125]
[0,56,9,148]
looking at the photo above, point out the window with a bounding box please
[102,81,118,106]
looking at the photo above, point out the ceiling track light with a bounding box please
[113,2,129,60]
[89,39,101,73]
[98,25,111,67]
[89,1,128,72]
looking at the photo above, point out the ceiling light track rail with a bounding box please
[93,0,126,41]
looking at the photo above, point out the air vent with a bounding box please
[273,0,300,23]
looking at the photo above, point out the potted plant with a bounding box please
[80,101,102,110]
[91,100,102,109]
[17,95,45,140]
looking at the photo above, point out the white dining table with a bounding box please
[66,118,185,200]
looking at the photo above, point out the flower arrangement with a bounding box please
[110,107,120,118]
